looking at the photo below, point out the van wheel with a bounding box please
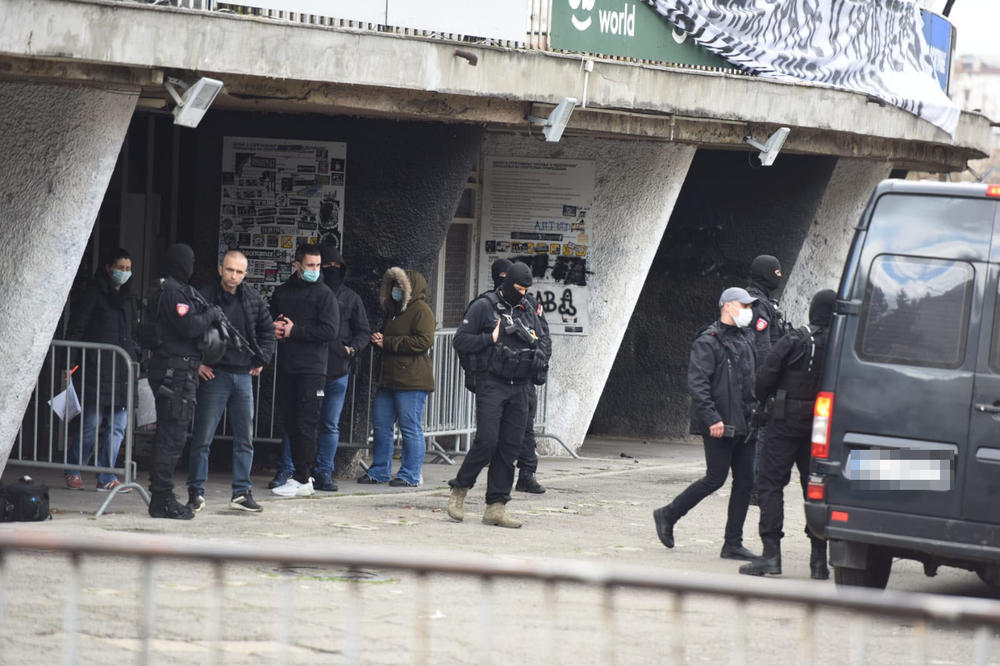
[977,566,1000,589]
[834,548,892,589]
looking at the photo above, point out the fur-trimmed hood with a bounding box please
[380,267,427,314]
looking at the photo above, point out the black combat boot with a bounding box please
[653,506,676,549]
[809,536,829,580]
[739,537,782,576]
[515,475,546,494]
[149,490,195,520]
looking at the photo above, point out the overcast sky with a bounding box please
[938,0,1000,57]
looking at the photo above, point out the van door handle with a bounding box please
[974,403,1000,414]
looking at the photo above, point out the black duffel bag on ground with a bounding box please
[0,476,51,521]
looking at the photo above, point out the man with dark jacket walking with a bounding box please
[272,243,370,491]
[64,248,141,492]
[448,262,550,528]
[144,243,222,519]
[740,289,836,580]
[186,250,275,513]
[653,287,760,559]
[269,243,339,498]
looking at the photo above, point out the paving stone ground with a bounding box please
[1,437,997,664]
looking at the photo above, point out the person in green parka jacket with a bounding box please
[359,267,436,486]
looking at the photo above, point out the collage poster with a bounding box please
[480,156,595,336]
[218,136,347,303]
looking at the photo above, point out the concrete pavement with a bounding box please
[1,437,997,664]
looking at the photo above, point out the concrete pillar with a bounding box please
[0,80,137,472]
[782,159,894,325]
[483,133,696,452]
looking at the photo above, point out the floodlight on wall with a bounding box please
[744,127,790,166]
[163,76,223,128]
[527,97,578,142]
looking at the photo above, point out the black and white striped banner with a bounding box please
[643,0,959,136]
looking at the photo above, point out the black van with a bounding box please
[805,179,1000,589]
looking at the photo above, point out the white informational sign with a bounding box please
[217,0,530,43]
[219,137,346,302]
[480,156,595,336]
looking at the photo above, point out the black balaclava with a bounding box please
[501,262,533,306]
[809,289,837,328]
[320,242,345,291]
[164,244,195,283]
[491,258,513,290]
[750,254,782,291]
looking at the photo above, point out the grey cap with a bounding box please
[719,287,757,307]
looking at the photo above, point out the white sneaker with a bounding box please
[271,478,303,497]
[295,478,315,497]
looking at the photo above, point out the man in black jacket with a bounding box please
[186,251,275,513]
[144,244,222,520]
[64,247,141,492]
[269,243,340,498]
[272,243,370,492]
[740,289,836,580]
[653,287,760,560]
[449,262,550,528]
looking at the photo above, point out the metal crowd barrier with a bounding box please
[0,529,998,665]
[10,340,149,516]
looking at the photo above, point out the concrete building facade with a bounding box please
[0,0,993,471]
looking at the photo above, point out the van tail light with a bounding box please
[987,184,1000,198]
[806,478,826,501]
[811,392,834,459]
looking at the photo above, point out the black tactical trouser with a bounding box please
[516,387,538,478]
[757,423,812,541]
[148,356,200,494]
[665,434,755,546]
[451,377,531,504]
[276,373,325,484]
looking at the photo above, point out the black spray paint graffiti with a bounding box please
[511,254,588,287]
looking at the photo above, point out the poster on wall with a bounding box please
[218,136,347,302]
[480,156,595,336]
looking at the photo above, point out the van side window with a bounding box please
[857,255,973,369]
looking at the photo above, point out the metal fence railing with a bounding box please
[9,340,149,516]
[1,529,998,665]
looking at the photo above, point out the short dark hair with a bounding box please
[295,243,321,263]
[103,247,131,267]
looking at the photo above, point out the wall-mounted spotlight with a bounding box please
[527,97,578,142]
[744,127,790,166]
[163,76,223,128]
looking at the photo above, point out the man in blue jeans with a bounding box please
[186,251,275,512]
[272,243,370,491]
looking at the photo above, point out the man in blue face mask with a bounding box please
[268,243,340,498]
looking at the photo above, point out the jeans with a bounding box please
[276,373,325,484]
[665,434,755,546]
[278,374,350,477]
[366,388,428,485]
[187,370,255,495]
[65,403,128,484]
[451,378,531,504]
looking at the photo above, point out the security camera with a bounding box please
[527,97,579,143]
[164,76,223,128]
[744,127,790,166]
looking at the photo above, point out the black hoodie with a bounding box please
[269,272,340,375]
[320,245,371,378]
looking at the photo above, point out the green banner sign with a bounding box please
[550,0,731,69]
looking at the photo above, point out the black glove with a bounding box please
[210,305,224,323]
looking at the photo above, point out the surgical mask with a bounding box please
[301,269,320,283]
[734,306,753,328]
[111,269,131,286]
[391,287,403,302]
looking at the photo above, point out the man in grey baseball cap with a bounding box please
[653,286,760,561]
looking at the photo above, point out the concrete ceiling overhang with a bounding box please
[1,0,991,172]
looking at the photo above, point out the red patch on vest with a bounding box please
[536,303,543,317]
[755,318,768,332]
[176,303,190,317]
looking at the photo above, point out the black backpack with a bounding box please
[0,476,51,522]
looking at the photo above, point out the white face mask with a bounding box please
[734,306,753,328]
